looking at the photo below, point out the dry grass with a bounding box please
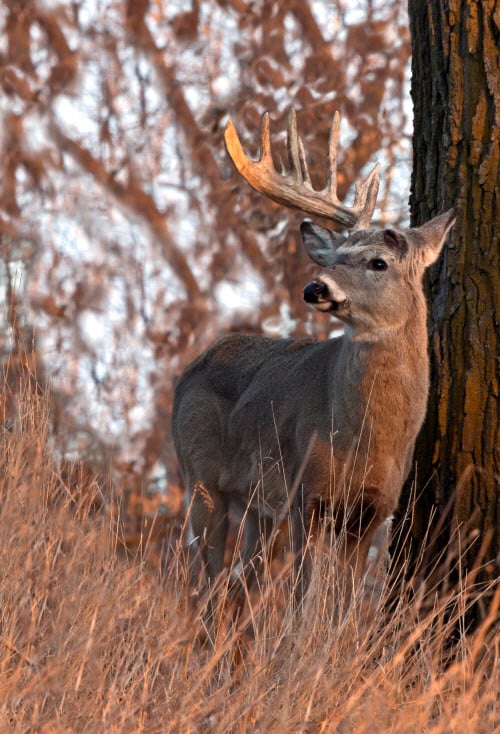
[0,361,498,733]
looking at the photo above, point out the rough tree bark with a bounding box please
[405,1,499,590]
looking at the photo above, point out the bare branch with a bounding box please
[49,120,203,300]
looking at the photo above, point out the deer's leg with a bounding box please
[291,491,314,609]
[190,484,229,584]
[228,507,271,593]
[335,486,391,599]
[337,531,375,592]
[244,509,276,584]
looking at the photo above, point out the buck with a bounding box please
[172,109,455,601]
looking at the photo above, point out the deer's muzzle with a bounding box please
[303,280,329,303]
[304,279,348,313]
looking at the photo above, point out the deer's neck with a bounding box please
[332,295,430,423]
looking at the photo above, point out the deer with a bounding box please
[172,108,455,605]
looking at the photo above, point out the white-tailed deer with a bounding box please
[172,109,455,602]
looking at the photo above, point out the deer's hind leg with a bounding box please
[231,506,275,591]
[189,481,229,585]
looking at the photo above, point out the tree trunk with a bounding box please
[405,1,499,587]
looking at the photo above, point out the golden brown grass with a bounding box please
[0,361,498,733]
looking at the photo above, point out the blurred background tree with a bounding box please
[0,1,410,521]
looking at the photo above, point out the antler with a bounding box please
[224,108,380,230]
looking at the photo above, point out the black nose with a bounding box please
[303,281,328,303]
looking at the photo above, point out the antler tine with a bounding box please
[289,107,312,186]
[352,163,380,230]
[286,108,303,182]
[297,135,312,187]
[326,111,340,202]
[259,112,273,165]
[224,108,379,230]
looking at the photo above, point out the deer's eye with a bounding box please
[367,258,388,272]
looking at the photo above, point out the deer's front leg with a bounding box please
[334,486,392,600]
[290,492,315,609]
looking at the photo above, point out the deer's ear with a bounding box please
[383,229,408,257]
[300,220,344,267]
[412,208,456,267]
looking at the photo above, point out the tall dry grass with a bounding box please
[0,358,498,733]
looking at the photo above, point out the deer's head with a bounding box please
[301,212,455,336]
[224,109,455,339]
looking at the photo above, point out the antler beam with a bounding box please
[224,108,380,231]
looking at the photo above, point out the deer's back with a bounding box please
[175,333,320,397]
